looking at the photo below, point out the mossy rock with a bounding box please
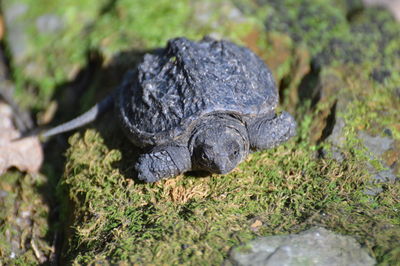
[0,0,399,264]
[60,1,400,264]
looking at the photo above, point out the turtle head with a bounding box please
[192,117,249,174]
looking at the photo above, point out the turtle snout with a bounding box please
[194,148,237,174]
[213,155,236,174]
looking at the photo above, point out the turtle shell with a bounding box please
[117,37,278,148]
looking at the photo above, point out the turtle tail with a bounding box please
[40,93,115,139]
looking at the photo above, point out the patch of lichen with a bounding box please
[0,172,52,264]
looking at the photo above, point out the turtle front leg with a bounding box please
[247,112,296,151]
[135,145,191,182]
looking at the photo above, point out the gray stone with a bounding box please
[363,186,384,196]
[395,87,400,99]
[327,117,346,148]
[325,120,398,190]
[0,189,8,198]
[358,131,397,184]
[371,169,397,183]
[4,3,27,21]
[35,14,64,34]
[322,117,346,162]
[190,1,249,39]
[3,3,30,62]
[358,131,394,157]
[228,227,375,266]
[2,2,55,78]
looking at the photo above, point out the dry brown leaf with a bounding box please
[0,101,43,175]
[0,16,3,41]
[250,220,263,232]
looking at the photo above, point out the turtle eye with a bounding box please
[226,141,240,161]
[229,150,239,161]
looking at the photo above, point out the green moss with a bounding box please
[0,172,52,264]
[263,0,350,56]
[2,0,108,105]
[262,0,400,71]
[60,117,400,264]
[50,1,400,264]
[3,0,260,112]
[263,0,400,172]
[89,0,198,56]
[2,0,399,264]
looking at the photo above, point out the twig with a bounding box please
[31,238,47,264]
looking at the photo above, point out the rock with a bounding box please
[363,186,384,196]
[363,0,400,21]
[3,3,30,62]
[358,131,398,184]
[326,117,346,162]
[321,113,398,196]
[227,227,375,266]
[325,127,398,195]
[358,131,394,157]
[371,169,397,183]
[35,14,64,34]
[395,87,400,99]
[0,0,108,94]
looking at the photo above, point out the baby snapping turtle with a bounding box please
[44,37,296,182]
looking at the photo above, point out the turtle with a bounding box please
[40,36,297,182]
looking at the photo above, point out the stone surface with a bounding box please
[3,3,30,62]
[1,0,108,95]
[325,117,347,162]
[358,131,398,185]
[228,227,375,266]
[35,14,64,34]
[358,131,394,157]
[363,0,400,21]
